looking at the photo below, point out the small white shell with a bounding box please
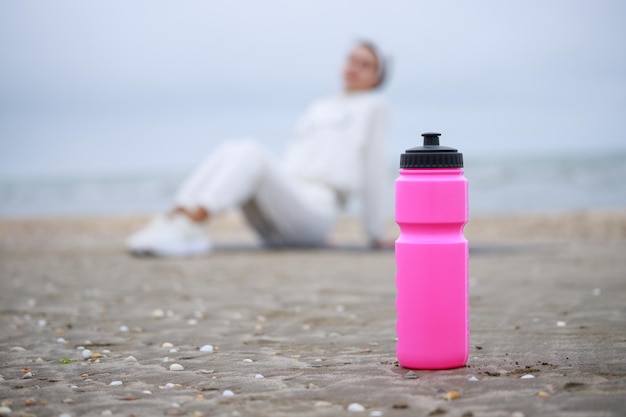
[347,403,365,412]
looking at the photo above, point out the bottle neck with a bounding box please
[399,168,464,175]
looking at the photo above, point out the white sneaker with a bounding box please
[126,214,170,254]
[146,214,212,257]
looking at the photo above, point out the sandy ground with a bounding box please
[0,210,625,417]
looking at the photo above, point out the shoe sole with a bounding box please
[148,238,212,258]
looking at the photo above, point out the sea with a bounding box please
[1,149,625,218]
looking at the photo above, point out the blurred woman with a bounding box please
[127,40,390,256]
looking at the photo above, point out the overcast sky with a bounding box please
[0,0,624,177]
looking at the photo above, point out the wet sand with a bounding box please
[1,210,625,417]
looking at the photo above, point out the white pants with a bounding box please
[174,139,339,246]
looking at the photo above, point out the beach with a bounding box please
[1,210,625,417]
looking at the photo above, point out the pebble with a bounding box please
[243,359,253,363]
[538,391,551,398]
[314,401,331,407]
[520,374,535,379]
[200,345,214,353]
[102,349,111,354]
[119,325,129,332]
[171,402,181,408]
[370,412,383,417]
[57,337,67,344]
[468,376,479,382]
[124,356,137,362]
[222,390,235,397]
[109,380,123,386]
[162,342,174,349]
[152,309,165,318]
[347,403,366,412]
[0,407,10,416]
[169,364,184,371]
[142,390,152,395]
[187,319,198,325]
[444,391,461,401]
[164,383,176,389]
[82,349,93,359]
[169,348,179,353]
[556,321,567,327]
[10,346,26,352]
[102,410,113,416]
[35,358,45,364]
[403,371,418,379]
[254,374,265,379]
[59,413,72,417]
[37,319,47,327]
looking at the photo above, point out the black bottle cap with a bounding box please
[400,132,464,168]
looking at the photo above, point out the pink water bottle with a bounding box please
[395,132,468,370]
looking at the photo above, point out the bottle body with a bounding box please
[395,168,469,369]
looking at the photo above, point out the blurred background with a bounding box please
[1,0,625,218]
